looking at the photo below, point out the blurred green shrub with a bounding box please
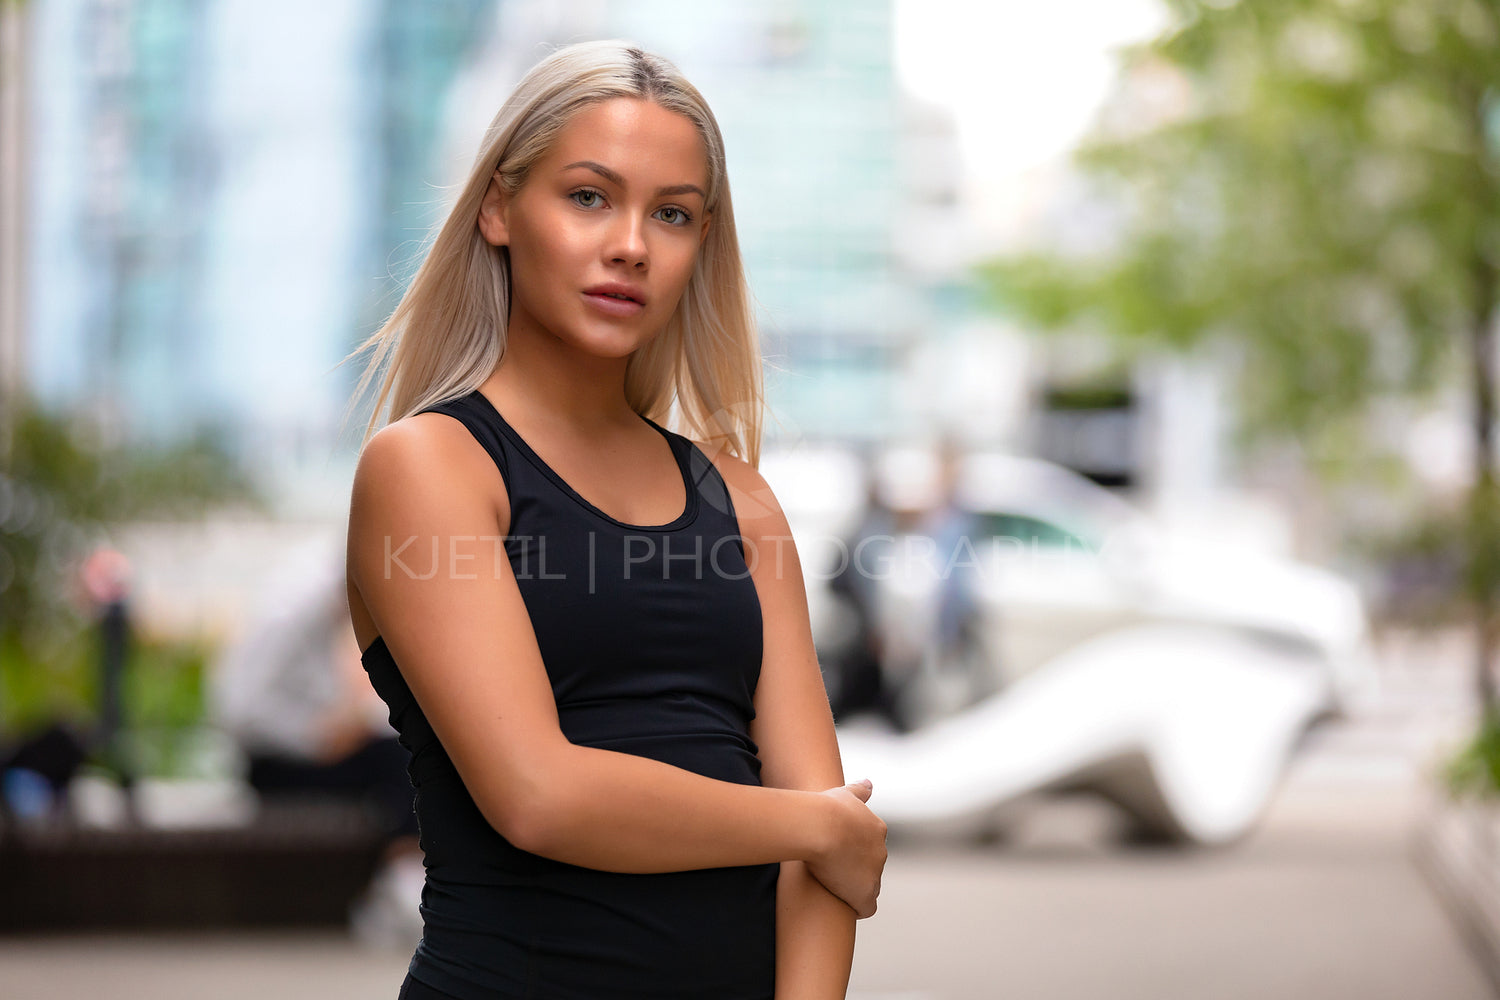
[1,394,265,749]
[0,627,215,771]
[1445,709,1500,799]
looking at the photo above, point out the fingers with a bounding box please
[845,778,873,803]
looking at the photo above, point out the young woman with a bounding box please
[342,39,887,1000]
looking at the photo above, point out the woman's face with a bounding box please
[478,97,713,360]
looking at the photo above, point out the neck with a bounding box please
[484,322,639,432]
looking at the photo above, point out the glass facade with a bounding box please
[30,0,214,444]
[28,0,942,502]
[28,0,495,496]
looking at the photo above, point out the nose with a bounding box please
[606,212,648,270]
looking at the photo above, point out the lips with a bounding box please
[582,287,646,318]
[583,283,646,306]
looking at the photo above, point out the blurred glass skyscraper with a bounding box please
[30,0,215,443]
[27,0,959,511]
[28,0,493,507]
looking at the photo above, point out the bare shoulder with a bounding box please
[689,436,784,525]
[347,411,512,624]
[355,411,485,482]
[352,411,510,526]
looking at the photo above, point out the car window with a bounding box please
[976,512,1094,552]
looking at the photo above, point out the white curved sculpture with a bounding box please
[836,623,1334,846]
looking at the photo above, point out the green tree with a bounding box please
[981,0,1500,716]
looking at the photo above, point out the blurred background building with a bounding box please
[18,0,1266,630]
[27,0,493,512]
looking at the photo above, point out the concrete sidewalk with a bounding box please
[0,777,1486,1000]
[0,628,1491,1000]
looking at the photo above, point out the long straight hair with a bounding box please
[338,39,765,467]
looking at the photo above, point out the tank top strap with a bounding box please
[416,392,514,492]
[680,431,742,532]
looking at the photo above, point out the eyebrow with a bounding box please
[561,160,706,199]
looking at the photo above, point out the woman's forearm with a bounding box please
[502,742,836,872]
[774,860,858,999]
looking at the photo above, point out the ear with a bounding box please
[477,172,511,247]
[698,210,713,248]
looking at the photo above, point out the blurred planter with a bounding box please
[1415,719,1500,992]
[0,797,386,932]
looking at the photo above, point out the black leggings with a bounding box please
[247,735,420,841]
[398,973,463,1000]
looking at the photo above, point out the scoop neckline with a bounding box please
[467,388,699,532]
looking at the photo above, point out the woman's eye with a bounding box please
[656,207,691,226]
[571,189,603,208]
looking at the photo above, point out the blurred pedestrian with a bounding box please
[207,540,422,943]
[828,459,903,727]
[921,433,985,675]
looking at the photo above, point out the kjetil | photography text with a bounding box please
[382,530,1106,590]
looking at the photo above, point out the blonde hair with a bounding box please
[338,39,765,467]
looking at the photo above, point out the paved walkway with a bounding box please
[1,629,1492,1000]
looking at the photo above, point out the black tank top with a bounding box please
[360,388,777,1000]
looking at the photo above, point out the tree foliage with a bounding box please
[982,0,1500,466]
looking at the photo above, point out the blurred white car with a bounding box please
[954,452,1372,713]
[760,445,1376,845]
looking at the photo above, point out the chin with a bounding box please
[569,321,664,357]
[565,331,659,360]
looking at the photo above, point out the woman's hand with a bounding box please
[805,779,887,919]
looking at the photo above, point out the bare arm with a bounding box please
[347,416,884,904]
[712,448,880,1000]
